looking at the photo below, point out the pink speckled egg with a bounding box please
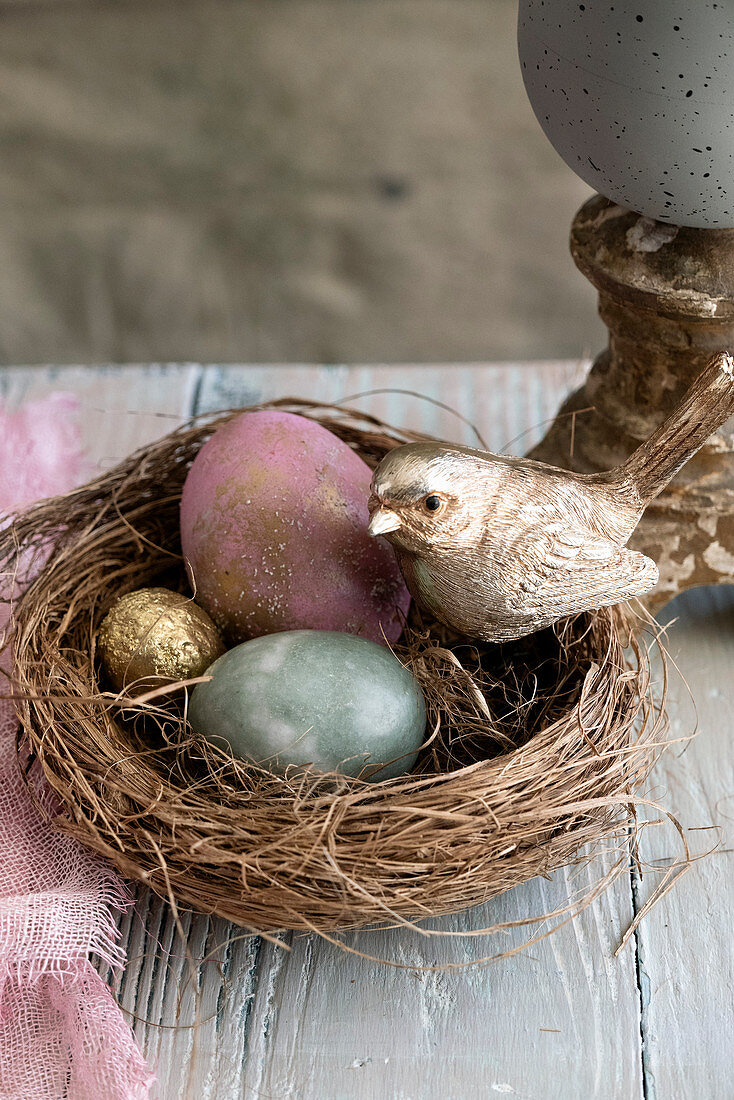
[180,411,410,644]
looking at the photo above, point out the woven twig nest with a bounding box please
[1,401,666,935]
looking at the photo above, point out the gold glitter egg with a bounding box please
[97,587,225,692]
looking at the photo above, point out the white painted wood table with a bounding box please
[2,363,732,1100]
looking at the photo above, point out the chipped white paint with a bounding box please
[697,512,719,539]
[670,288,722,317]
[706,429,734,453]
[654,545,697,596]
[2,362,730,1098]
[590,203,628,228]
[626,217,679,254]
[703,539,734,575]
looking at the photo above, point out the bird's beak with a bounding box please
[368,507,402,537]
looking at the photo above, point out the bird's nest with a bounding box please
[1,401,668,940]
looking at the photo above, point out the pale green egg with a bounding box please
[188,630,426,781]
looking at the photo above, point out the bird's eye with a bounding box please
[423,493,443,514]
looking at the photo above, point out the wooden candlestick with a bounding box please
[529,194,734,613]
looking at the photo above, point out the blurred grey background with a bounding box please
[0,0,603,366]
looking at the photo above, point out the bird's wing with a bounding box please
[513,524,658,615]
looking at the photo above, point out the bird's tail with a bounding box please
[618,352,734,503]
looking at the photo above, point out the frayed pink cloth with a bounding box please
[0,394,153,1100]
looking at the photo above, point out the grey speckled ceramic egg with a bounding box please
[188,630,427,781]
[518,1,734,227]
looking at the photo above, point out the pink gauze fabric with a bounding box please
[0,394,154,1100]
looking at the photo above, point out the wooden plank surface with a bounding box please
[634,585,734,1100]
[0,364,203,467]
[3,362,730,1100]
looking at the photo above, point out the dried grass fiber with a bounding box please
[0,400,667,935]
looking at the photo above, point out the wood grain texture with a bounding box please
[234,856,641,1100]
[634,585,734,1100]
[0,363,203,462]
[3,362,729,1099]
[531,196,734,618]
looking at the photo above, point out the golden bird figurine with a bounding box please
[368,353,734,642]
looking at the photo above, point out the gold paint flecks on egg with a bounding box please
[98,587,225,691]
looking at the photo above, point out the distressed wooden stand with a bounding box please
[529,194,734,613]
